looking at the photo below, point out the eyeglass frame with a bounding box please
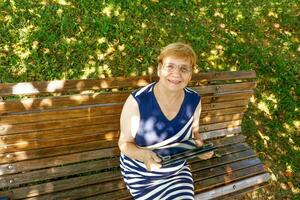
[161,63,193,74]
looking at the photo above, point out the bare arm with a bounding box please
[192,99,204,146]
[191,99,214,160]
[118,95,161,170]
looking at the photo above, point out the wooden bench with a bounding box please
[0,70,269,199]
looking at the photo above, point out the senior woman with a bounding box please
[118,42,213,200]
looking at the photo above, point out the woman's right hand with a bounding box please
[141,149,162,171]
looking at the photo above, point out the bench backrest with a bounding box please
[0,71,256,199]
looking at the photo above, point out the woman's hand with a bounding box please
[141,149,162,171]
[194,138,214,160]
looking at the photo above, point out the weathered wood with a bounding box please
[0,83,252,114]
[201,127,241,140]
[82,189,131,200]
[6,170,124,199]
[0,138,119,164]
[0,91,251,124]
[195,173,270,200]
[194,164,266,193]
[200,120,242,132]
[0,147,120,175]
[0,71,256,96]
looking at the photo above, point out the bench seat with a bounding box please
[0,70,269,199]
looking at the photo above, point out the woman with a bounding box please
[118,43,213,200]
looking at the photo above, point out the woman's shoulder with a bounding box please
[132,82,156,99]
[184,87,201,97]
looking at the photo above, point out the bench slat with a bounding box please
[0,71,256,96]
[2,141,255,198]
[0,82,254,114]
[0,91,252,124]
[195,173,270,200]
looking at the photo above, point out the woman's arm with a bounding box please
[192,99,204,146]
[191,99,214,160]
[118,95,161,171]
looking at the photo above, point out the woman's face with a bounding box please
[157,55,192,92]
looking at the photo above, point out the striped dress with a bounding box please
[120,82,201,200]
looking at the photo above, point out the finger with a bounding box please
[151,153,162,163]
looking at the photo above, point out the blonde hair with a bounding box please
[158,42,197,69]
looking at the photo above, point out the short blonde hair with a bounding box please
[158,42,197,68]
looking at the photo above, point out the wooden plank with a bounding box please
[5,170,124,199]
[201,107,246,118]
[0,157,120,188]
[194,164,267,193]
[0,91,251,124]
[0,71,256,96]
[192,70,256,83]
[192,157,262,181]
[0,76,152,96]
[188,146,255,169]
[82,189,131,200]
[1,112,241,146]
[200,113,243,125]
[200,120,242,132]
[0,138,119,164]
[0,83,253,115]
[202,127,241,140]
[202,99,249,111]
[194,82,256,95]
[0,147,120,175]
[195,173,270,199]
[0,114,120,135]
[214,182,269,200]
[0,130,118,153]
[0,104,123,125]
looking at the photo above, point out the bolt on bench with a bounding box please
[0,70,269,199]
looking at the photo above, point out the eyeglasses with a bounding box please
[162,64,192,74]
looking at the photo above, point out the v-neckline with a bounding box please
[152,83,186,122]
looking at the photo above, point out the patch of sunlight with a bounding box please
[53,0,72,6]
[250,96,256,103]
[3,14,12,24]
[258,130,270,147]
[293,120,299,131]
[273,23,280,29]
[141,22,147,29]
[257,101,271,115]
[32,41,39,50]
[198,7,208,17]
[268,11,278,18]
[0,124,12,134]
[16,140,29,148]
[57,8,64,17]
[47,80,65,92]
[148,66,154,75]
[236,11,244,21]
[214,11,224,18]
[118,44,125,51]
[104,132,115,141]
[13,45,31,59]
[101,4,122,17]
[13,83,39,95]
[63,37,77,44]
[8,0,17,12]
[237,36,246,43]
[219,23,226,29]
[269,168,277,181]
[81,66,96,79]
[229,30,238,36]
[20,98,34,110]
[97,37,107,44]
[40,98,53,108]
[253,6,262,18]
[70,94,89,103]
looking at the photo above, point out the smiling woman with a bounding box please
[118,43,214,200]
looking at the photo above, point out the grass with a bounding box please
[0,0,299,199]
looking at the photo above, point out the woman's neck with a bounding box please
[154,82,184,103]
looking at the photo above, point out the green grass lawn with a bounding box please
[0,0,299,199]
